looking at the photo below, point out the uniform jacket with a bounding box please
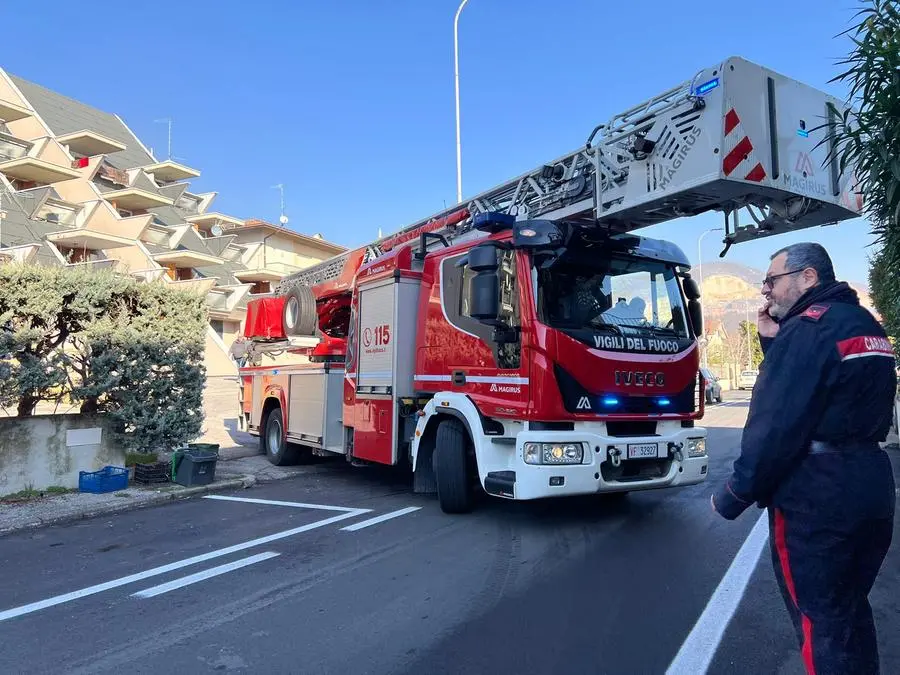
[713,281,898,520]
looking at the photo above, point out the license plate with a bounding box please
[627,443,659,459]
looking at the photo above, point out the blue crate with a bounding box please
[78,465,129,494]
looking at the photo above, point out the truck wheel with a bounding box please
[433,418,473,514]
[282,285,318,336]
[263,406,298,465]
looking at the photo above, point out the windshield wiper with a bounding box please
[638,325,680,337]
[588,319,623,335]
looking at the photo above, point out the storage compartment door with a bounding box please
[357,282,395,394]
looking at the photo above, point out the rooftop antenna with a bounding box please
[271,183,288,226]
[154,118,172,159]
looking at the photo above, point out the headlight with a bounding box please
[686,437,707,458]
[523,442,585,465]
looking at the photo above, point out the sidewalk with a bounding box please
[0,448,331,537]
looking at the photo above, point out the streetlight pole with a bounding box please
[696,227,723,368]
[454,0,469,204]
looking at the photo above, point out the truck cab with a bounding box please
[407,214,709,511]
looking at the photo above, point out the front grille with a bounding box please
[606,421,657,437]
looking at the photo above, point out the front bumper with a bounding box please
[482,425,709,501]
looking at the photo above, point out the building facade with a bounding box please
[0,68,345,377]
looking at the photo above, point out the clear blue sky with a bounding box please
[2,1,876,285]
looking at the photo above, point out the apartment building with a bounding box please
[0,68,345,377]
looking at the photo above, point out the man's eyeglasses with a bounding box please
[761,269,804,288]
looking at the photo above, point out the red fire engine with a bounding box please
[232,56,861,513]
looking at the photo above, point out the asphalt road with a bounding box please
[1,392,898,675]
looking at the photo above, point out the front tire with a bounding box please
[263,406,298,466]
[433,418,473,514]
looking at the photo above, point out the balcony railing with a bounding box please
[34,203,78,227]
[0,135,30,163]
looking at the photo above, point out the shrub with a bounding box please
[0,263,207,452]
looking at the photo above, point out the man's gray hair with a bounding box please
[771,242,836,284]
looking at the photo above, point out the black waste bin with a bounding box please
[171,447,218,487]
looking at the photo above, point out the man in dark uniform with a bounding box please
[712,242,896,674]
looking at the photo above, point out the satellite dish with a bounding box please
[210,224,224,237]
[279,215,289,226]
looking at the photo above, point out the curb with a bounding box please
[0,473,259,537]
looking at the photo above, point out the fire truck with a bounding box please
[232,56,861,513]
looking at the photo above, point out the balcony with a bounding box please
[33,199,80,227]
[102,187,174,211]
[152,249,223,268]
[166,277,218,295]
[233,261,304,283]
[186,212,244,230]
[0,100,31,123]
[142,160,200,183]
[46,229,136,251]
[175,191,203,214]
[54,245,117,270]
[0,243,41,264]
[0,134,80,185]
[56,130,126,157]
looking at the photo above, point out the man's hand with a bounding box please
[757,302,779,338]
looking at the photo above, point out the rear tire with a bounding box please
[263,406,299,466]
[433,418,473,514]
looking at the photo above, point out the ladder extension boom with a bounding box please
[278,55,860,292]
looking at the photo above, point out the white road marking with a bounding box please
[665,511,769,675]
[132,552,280,599]
[0,509,367,623]
[340,506,422,531]
[203,495,365,512]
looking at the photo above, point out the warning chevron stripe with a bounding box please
[723,137,753,176]
[722,107,767,183]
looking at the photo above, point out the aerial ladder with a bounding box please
[235,55,861,364]
[275,56,858,296]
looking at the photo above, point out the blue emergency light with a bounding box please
[602,396,619,407]
[695,78,719,96]
[473,211,515,233]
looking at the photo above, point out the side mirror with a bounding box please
[688,298,703,338]
[682,275,701,300]
[467,244,500,323]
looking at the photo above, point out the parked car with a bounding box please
[738,370,759,390]
[701,367,723,404]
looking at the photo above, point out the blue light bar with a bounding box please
[473,211,515,233]
[695,78,719,96]
[602,397,619,406]
[657,398,671,406]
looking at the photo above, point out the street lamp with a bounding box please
[697,227,723,368]
[454,0,469,204]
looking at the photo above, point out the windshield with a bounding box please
[534,255,689,339]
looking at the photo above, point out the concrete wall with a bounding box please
[204,325,239,377]
[0,414,125,495]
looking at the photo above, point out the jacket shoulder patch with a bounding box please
[801,304,829,321]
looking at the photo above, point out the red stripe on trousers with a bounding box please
[774,509,816,674]
[723,137,753,176]
[725,109,740,135]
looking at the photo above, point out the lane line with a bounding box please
[202,495,367,513]
[0,509,367,623]
[132,552,281,599]
[665,511,769,675]
[340,507,422,531]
